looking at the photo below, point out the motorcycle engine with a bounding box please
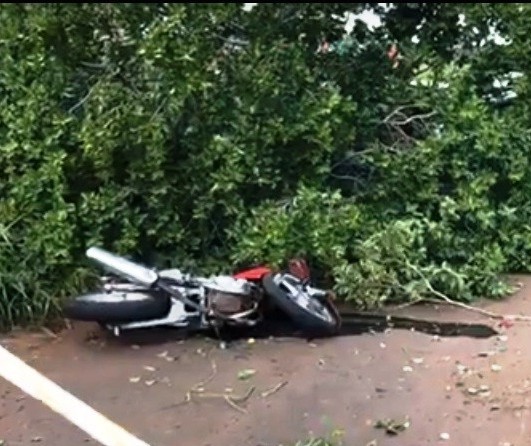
[205,276,254,316]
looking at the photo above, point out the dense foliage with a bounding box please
[1,3,531,327]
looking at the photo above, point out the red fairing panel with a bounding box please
[233,266,272,280]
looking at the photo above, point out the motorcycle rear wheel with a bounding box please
[63,291,171,323]
[262,273,341,337]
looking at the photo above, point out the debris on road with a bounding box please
[374,417,410,435]
[261,381,288,398]
[188,386,256,414]
[477,351,495,358]
[467,387,478,395]
[237,368,256,381]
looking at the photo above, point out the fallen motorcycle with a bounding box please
[63,247,341,337]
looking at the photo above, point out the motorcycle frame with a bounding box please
[81,247,334,337]
[100,267,271,336]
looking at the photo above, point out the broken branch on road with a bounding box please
[400,261,531,323]
[190,386,256,414]
[166,357,257,413]
[261,381,288,398]
[194,360,218,390]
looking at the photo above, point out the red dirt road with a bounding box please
[2,277,531,446]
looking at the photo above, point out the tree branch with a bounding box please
[404,261,531,322]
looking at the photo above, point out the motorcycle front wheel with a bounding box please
[262,273,341,337]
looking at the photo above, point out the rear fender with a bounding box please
[233,266,272,281]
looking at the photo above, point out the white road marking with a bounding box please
[0,345,151,446]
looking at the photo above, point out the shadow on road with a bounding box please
[101,308,498,348]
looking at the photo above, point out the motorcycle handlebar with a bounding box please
[86,247,159,287]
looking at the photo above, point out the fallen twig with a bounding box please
[162,357,217,409]
[191,386,255,413]
[423,282,531,322]
[193,360,217,390]
[166,351,258,413]
[224,395,247,413]
[402,262,531,322]
[423,297,531,322]
[190,386,254,401]
[261,381,288,398]
[225,386,256,413]
[230,385,255,403]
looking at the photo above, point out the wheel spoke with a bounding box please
[275,274,334,323]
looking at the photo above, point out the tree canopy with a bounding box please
[1,3,531,328]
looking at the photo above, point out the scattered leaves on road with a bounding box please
[491,364,502,372]
[237,369,256,380]
[467,387,478,395]
[374,417,410,435]
[439,432,450,441]
[129,376,141,383]
[456,363,468,374]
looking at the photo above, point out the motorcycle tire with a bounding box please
[63,291,171,323]
[262,273,341,337]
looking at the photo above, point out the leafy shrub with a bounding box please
[1,4,531,328]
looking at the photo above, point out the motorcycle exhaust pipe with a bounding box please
[86,247,159,287]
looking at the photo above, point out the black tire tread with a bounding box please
[63,291,171,323]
